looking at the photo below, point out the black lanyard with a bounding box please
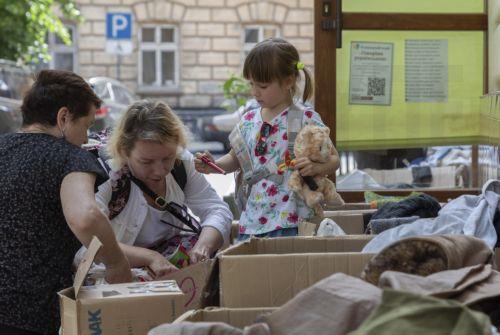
[129,175,201,235]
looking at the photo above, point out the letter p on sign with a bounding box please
[106,13,132,40]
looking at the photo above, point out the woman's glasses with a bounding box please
[255,122,272,156]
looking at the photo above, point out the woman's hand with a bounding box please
[189,226,223,263]
[105,257,133,284]
[188,242,211,264]
[194,151,217,174]
[146,253,178,279]
[294,157,320,177]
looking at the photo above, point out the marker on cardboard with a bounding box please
[201,155,226,174]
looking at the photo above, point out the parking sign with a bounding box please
[105,12,133,55]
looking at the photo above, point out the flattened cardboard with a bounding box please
[219,236,374,308]
[174,307,276,328]
[166,259,217,313]
[59,236,185,335]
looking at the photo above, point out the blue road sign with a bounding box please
[106,13,132,40]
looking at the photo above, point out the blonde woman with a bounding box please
[90,100,232,277]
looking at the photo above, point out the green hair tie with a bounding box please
[296,62,305,70]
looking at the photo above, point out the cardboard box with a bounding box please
[174,307,276,328]
[305,210,374,235]
[59,237,185,335]
[165,259,218,313]
[325,203,372,211]
[219,236,374,307]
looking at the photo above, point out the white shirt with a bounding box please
[96,150,232,245]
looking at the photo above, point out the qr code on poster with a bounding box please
[367,77,385,96]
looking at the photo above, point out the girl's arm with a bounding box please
[294,148,341,177]
[194,149,240,174]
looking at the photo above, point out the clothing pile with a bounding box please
[363,179,500,252]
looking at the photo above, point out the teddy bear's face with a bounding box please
[294,125,332,163]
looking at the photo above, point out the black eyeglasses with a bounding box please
[160,201,201,235]
[255,122,272,156]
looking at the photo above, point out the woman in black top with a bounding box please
[0,70,132,335]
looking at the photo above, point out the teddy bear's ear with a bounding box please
[323,127,331,135]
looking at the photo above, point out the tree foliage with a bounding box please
[0,0,82,64]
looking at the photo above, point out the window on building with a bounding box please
[243,26,280,56]
[39,25,77,72]
[139,25,179,88]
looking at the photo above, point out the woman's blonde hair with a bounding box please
[107,100,188,168]
[243,37,313,103]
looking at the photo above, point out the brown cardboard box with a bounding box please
[165,259,217,314]
[174,307,276,328]
[325,203,372,211]
[299,215,365,236]
[58,237,185,335]
[219,236,374,308]
[305,210,375,235]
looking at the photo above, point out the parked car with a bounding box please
[0,59,33,134]
[88,77,139,132]
[200,99,259,152]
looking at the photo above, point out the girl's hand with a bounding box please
[194,151,217,174]
[188,242,211,264]
[294,157,319,177]
[146,253,178,279]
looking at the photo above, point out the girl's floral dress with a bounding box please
[238,104,327,235]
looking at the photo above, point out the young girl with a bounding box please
[195,38,340,239]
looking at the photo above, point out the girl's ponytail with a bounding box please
[302,66,313,103]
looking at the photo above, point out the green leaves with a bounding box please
[0,0,81,65]
[220,73,251,112]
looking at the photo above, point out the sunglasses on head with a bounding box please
[255,122,272,156]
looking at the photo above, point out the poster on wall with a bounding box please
[405,39,448,102]
[349,41,394,106]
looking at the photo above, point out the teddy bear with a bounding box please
[288,125,344,217]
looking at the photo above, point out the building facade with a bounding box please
[49,0,314,108]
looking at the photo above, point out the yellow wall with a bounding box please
[343,0,484,13]
[336,31,485,150]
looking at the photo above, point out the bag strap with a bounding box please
[171,160,187,191]
[107,160,188,220]
[229,102,305,185]
[129,174,201,235]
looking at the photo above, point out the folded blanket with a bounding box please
[367,216,419,234]
[370,193,441,220]
[361,235,494,285]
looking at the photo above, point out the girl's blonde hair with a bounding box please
[107,100,188,168]
[243,37,313,103]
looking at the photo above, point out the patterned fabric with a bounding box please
[151,234,199,268]
[108,165,132,220]
[0,133,107,334]
[237,105,326,235]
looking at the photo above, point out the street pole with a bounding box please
[116,44,122,80]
